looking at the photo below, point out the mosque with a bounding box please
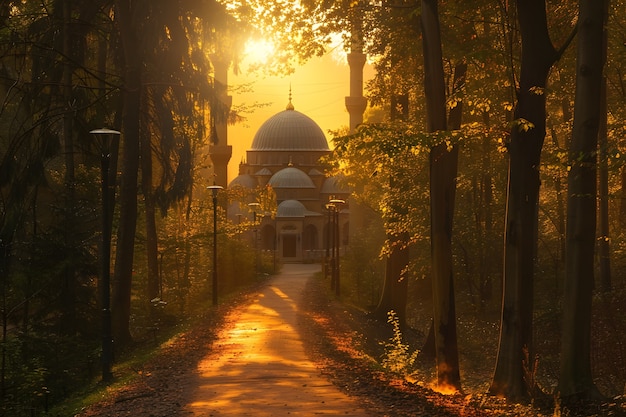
[208,37,367,263]
[227,98,350,262]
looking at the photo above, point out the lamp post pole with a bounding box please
[273,220,277,274]
[325,203,332,280]
[90,128,120,382]
[257,212,265,272]
[248,202,260,276]
[329,198,345,297]
[208,185,223,306]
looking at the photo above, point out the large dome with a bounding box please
[250,104,329,151]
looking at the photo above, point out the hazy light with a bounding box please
[243,38,276,66]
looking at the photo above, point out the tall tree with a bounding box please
[490,0,575,400]
[112,0,143,346]
[558,0,606,400]
[421,0,461,391]
[596,0,611,293]
[60,0,78,334]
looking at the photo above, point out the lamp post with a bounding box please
[248,202,260,275]
[273,221,277,274]
[329,198,345,297]
[208,185,223,306]
[325,203,333,283]
[90,128,120,382]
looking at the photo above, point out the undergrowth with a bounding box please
[380,310,419,376]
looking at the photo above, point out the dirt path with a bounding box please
[183,263,372,416]
[74,264,624,417]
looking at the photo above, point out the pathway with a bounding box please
[184,263,372,416]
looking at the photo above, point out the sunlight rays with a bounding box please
[243,38,276,66]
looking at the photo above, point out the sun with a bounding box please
[243,38,276,66]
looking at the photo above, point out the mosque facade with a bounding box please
[228,100,350,263]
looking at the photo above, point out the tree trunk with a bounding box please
[479,115,494,310]
[490,0,559,401]
[429,143,460,390]
[60,0,76,335]
[112,0,142,347]
[421,0,461,391]
[376,217,409,322]
[373,93,410,325]
[559,0,605,400]
[181,191,194,312]
[621,167,626,229]
[597,3,611,293]
[141,127,160,303]
[549,124,566,283]
[597,76,611,293]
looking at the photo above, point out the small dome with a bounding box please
[277,199,306,217]
[268,167,315,189]
[229,174,256,189]
[320,176,350,194]
[250,107,330,151]
[255,168,273,176]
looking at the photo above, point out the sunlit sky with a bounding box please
[226,41,374,182]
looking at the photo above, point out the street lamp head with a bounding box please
[248,202,260,223]
[207,185,223,198]
[329,198,345,212]
[248,202,260,214]
[90,128,121,136]
[90,128,121,155]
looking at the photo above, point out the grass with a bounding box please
[48,277,269,416]
[47,322,191,416]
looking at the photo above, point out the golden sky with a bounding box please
[227,47,373,182]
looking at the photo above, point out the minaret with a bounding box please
[209,56,233,188]
[344,8,369,247]
[345,10,367,133]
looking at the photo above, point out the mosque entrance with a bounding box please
[282,234,297,257]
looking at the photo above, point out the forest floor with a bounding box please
[68,265,625,417]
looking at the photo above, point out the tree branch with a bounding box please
[556,23,578,60]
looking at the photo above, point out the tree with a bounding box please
[596,0,611,293]
[111,0,142,347]
[558,0,606,400]
[421,0,461,391]
[490,0,575,400]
